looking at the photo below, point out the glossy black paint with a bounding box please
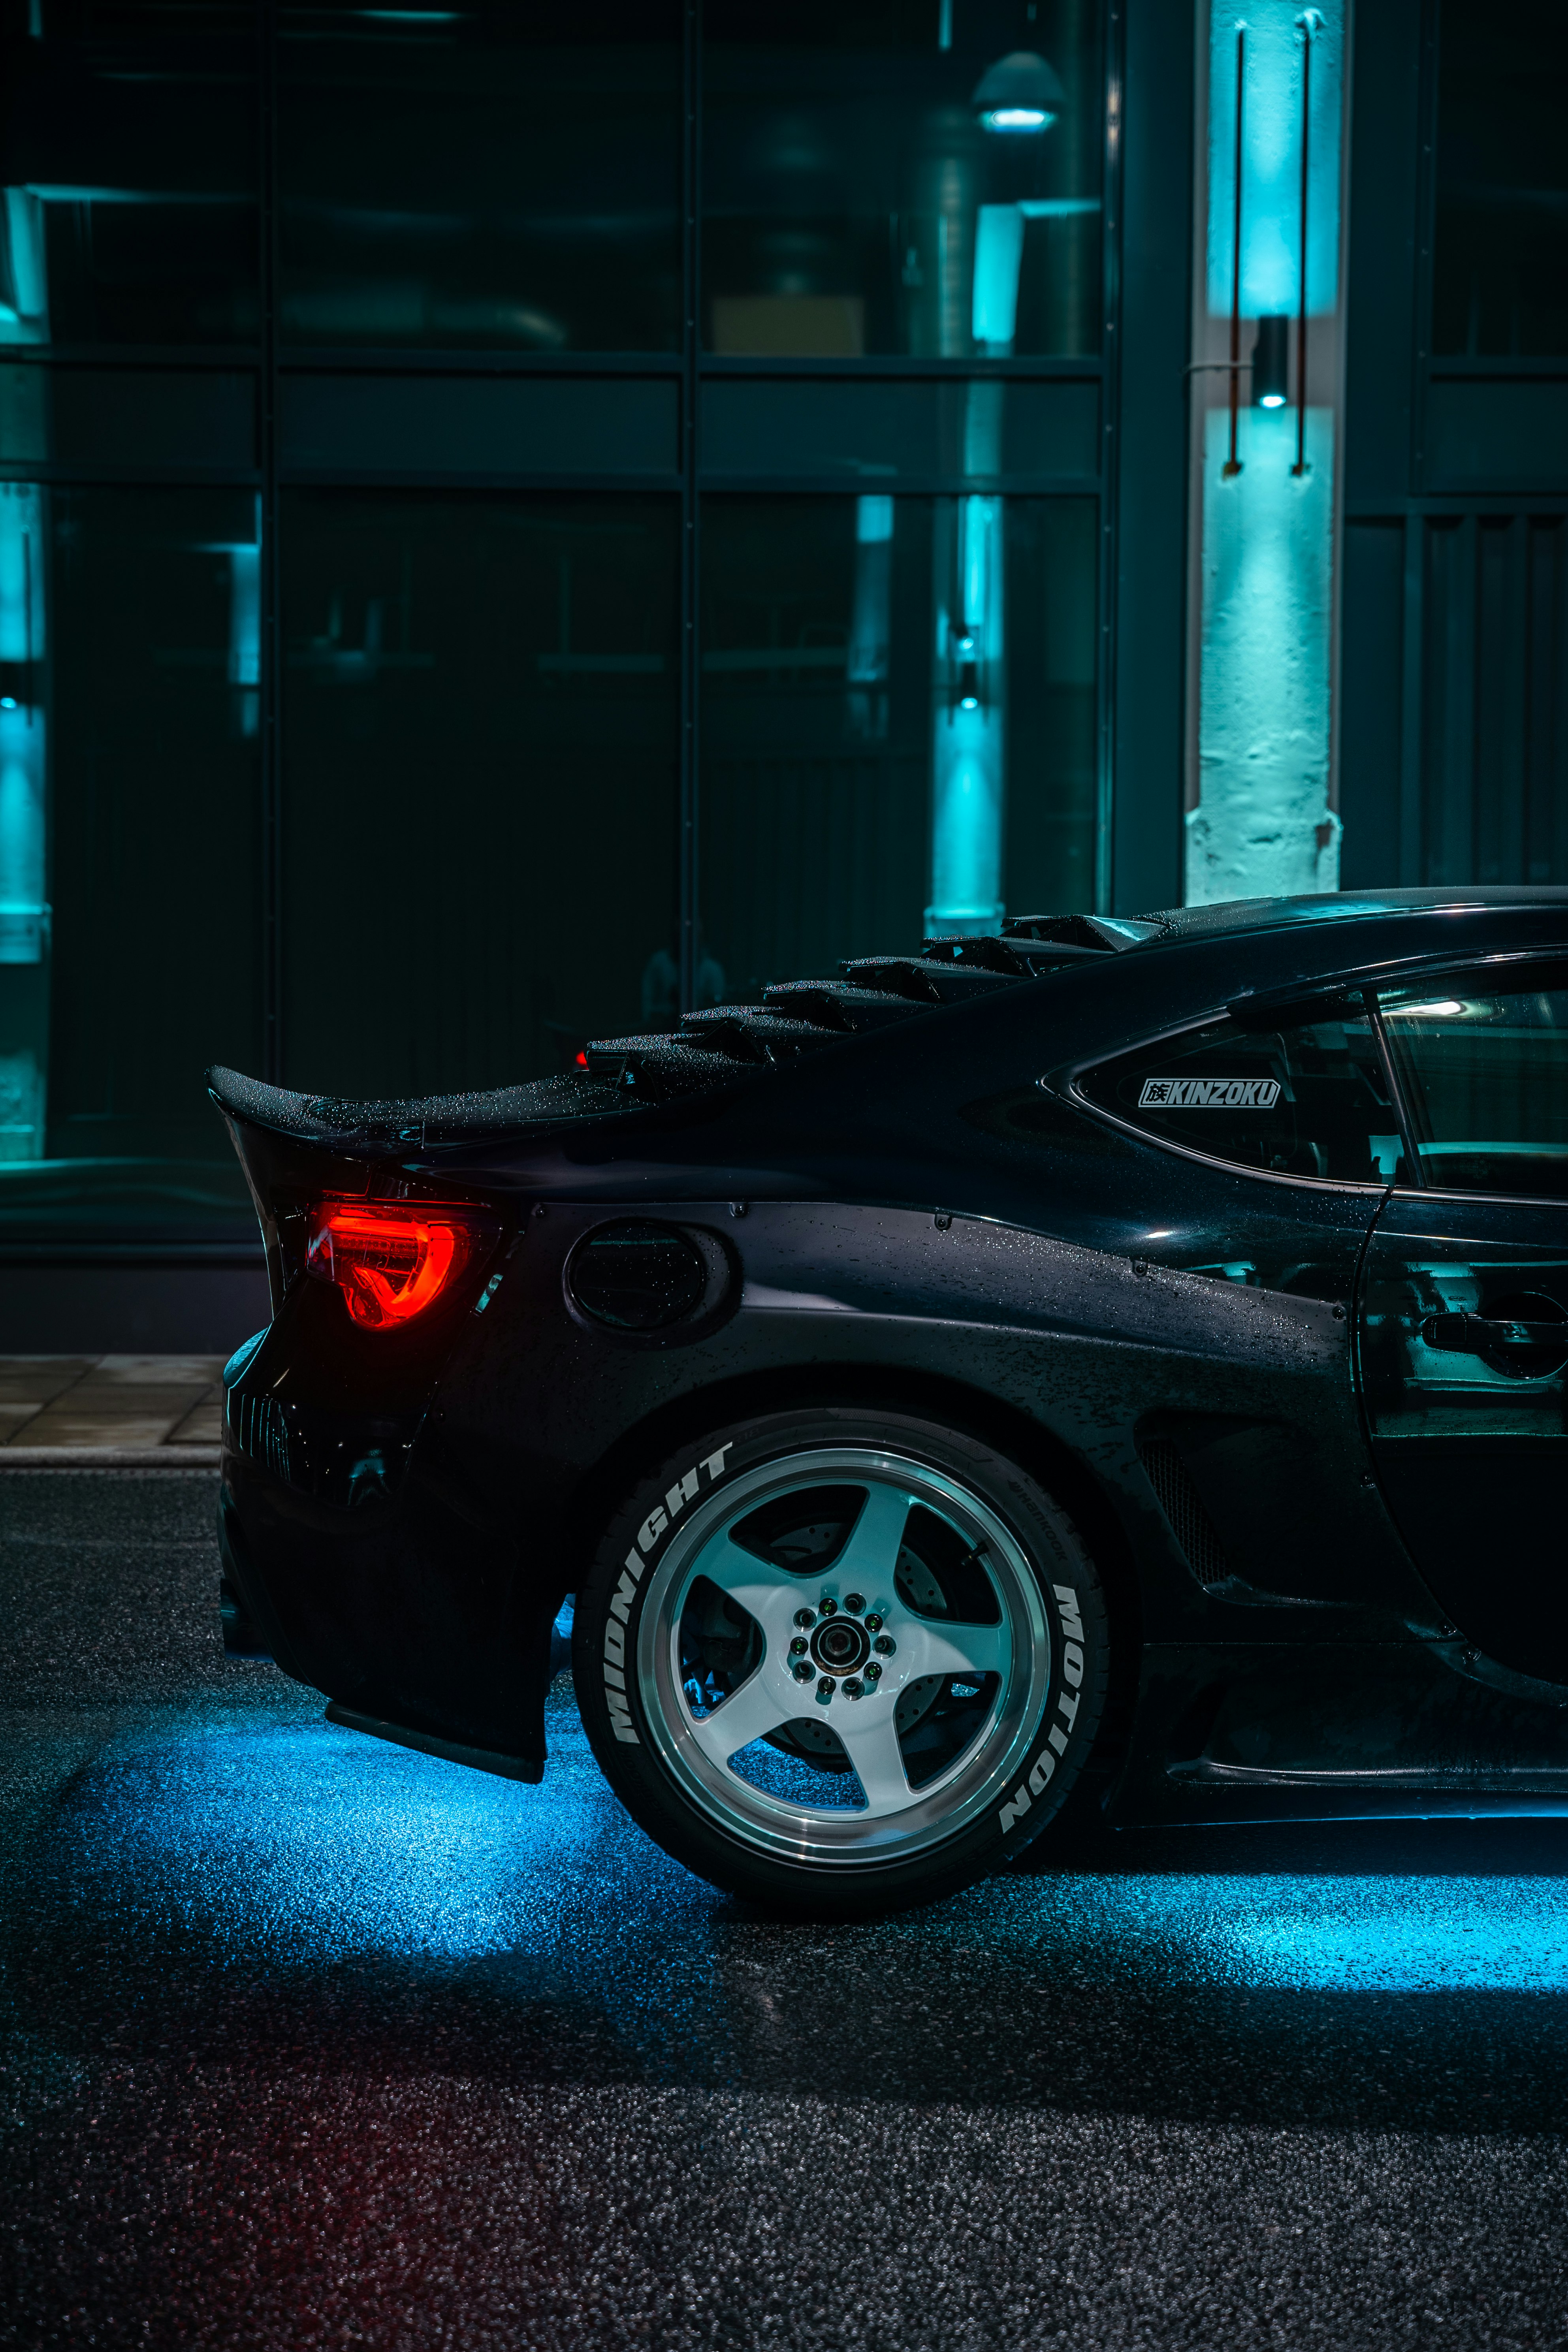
[214,891,1568,1822]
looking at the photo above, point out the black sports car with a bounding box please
[211,887,1568,1917]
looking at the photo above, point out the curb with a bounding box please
[0,1446,222,1468]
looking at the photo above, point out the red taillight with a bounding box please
[574,1049,589,1069]
[305,1201,490,1331]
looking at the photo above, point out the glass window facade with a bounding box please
[281,491,679,1096]
[279,5,682,353]
[0,0,1112,1248]
[1432,0,1568,357]
[700,493,1096,997]
[1,485,263,1236]
[0,6,258,350]
[704,0,1101,358]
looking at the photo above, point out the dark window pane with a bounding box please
[698,493,1096,1001]
[700,376,1099,480]
[281,491,678,1097]
[0,363,256,469]
[0,5,258,349]
[279,5,681,352]
[704,0,1102,359]
[0,484,263,1240]
[1381,975,1568,1196]
[1432,0,1568,356]
[1078,1012,1397,1185]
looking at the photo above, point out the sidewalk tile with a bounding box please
[0,1360,97,1407]
[17,1412,181,1449]
[167,1402,224,1445]
[89,1356,228,1385]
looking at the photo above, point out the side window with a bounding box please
[1378,976,1568,1198]
[1077,1009,1400,1183]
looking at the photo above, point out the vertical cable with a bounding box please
[257,0,282,1082]
[1293,12,1311,476]
[678,0,701,1016]
[1223,25,1244,479]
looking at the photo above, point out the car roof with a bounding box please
[1138,886,1568,943]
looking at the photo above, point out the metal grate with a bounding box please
[1138,1437,1229,1586]
[227,1389,291,1485]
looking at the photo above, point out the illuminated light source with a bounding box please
[305,1200,492,1330]
[973,50,1064,135]
[1252,312,1289,407]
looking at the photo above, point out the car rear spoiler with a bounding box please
[205,1063,626,1154]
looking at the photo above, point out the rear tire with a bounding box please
[574,1405,1110,1918]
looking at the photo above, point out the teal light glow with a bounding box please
[980,107,1051,133]
[934,1868,1568,1996]
[1188,0,1346,909]
[1207,4,1344,318]
[928,386,1007,936]
[1071,1874,1568,1994]
[0,481,48,1162]
[0,187,47,343]
[1188,405,1339,902]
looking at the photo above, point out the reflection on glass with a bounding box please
[279,4,680,351]
[1380,982,1568,1196]
[704,0,1101,359]
[0,5,258,347]
[700,494,1095,1002]
[0,482,47,1162]
[0,486,264,1239]
[1432,0,1568,356]
[282,492,678,1097]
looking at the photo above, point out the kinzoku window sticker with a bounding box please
[1079,1012,1399,1184]
[1136,1076,1281,1110]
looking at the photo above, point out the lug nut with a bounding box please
[863,1661,882,1684]
[873,1634,896,1656]
[818,1596,838,1616]
[863,1613,883,1633]
[794,1608,817,1629]
[789,1636,808,1658]
[844,1593,866,1615]
[792,1660,814,1683]
[817,1677,836,1699]
[843,1678,864,1700]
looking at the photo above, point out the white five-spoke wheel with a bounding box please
[575,1408,1109,1917]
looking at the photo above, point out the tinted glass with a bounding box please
[698,493,1096,1003]
[281,491,678,1098]
[704,0,1102,359]
[0,4,258,349]
[0,484,262,1241]
[1432,0,1568,356]
[1079,1011,1399,1183]
[279,3,681,352]
[1380,977,1568,1196]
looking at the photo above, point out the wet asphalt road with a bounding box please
[3,1474,1568,2351]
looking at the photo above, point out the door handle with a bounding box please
[1421,1312,1568,1359]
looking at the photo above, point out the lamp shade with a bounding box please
[971,50,1065,134]
[1252,314,1289,407]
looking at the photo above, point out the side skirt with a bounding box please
[324,1701,546,1785]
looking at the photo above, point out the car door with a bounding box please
[1071,990,1409,1606]
[1357,964,1568,1680]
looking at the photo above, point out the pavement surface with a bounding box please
[4,1470,1568,2350]
[0,1358,223,1462]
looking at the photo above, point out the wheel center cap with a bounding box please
[810,1616,870,1675]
